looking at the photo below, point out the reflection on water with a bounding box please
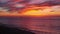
[0,16,60,34]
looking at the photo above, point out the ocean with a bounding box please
[0,16,60,34]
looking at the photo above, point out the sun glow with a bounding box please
[0,5,60,16]
[21,9,42,15]
[21,6,60,16]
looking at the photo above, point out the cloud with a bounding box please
[0,0,10,3]
[28,0,48,4]
[28,0,60,5]
[0,0,60,12]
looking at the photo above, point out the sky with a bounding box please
[0,0,60,12]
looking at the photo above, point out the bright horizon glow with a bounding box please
[21,6,60,16]
[0,6,60,16]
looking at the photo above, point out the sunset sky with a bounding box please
[0,0,60,16]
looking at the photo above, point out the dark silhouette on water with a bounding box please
[0,23,35,34]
